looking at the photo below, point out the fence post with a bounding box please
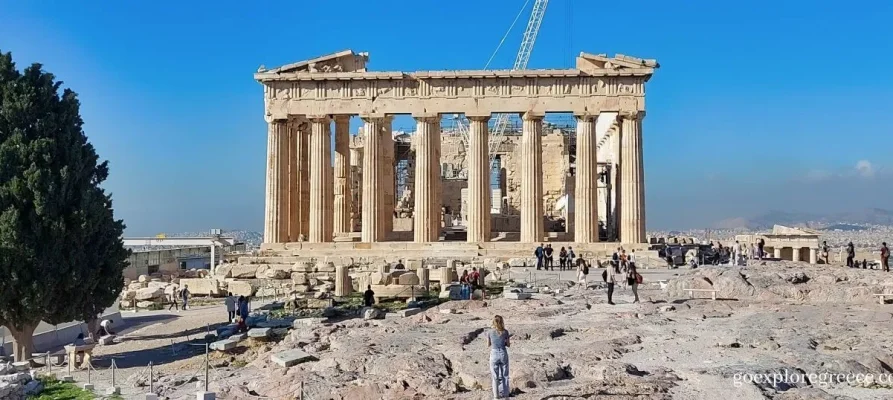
[112,359,116,388]
[149,361,154,394]
[204,343,210,392]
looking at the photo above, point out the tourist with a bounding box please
[881,242,890,272]
[72,333,87,346]
[630,249,637,267]
[534,243,544,270]
[821,241,830,264]
[568,246,576,265]
[576,257,589,290]
[758,238,765,260]
[97,319,115,336]
[487,315,511,399]
[167,287,180,311]
[862,259,868,269]
[238,296,250,321]
[363,285,375,307]
[751,243,758,260]
[544,244,554,271]
[619,249,629,273]
[731,241,740,266]
[627,263,641,303]
[846,242,855,268]
[612,247,621,270]
[603,260,618,305]
[558,247,568,271]
[460,269,469,284]
[394,259,405,270]
[469,267,481,290]
[180,284,190,310]
[225,293,237,322]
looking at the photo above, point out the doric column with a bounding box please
[612,122,622,240]
[773,247,782,259]
[467,115,491,242]
[809,248,817,264]
[333,115,352,236]
[619,110,646,243]
[791,247,801,262]
[574,114,599,243]
[381,119,395,238]
[350,147,363,232]
[414,115,442,242]
[263,119,289,243]
[287,119,309,242]
[308,115,333,242]
[297,122,310,239]
[520,112,544,243]
[361,117,385,242]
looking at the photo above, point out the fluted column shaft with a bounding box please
[362,117,385,242]
[467,116,491,242]
[414,115,442,242]
[333,116,352,236]
[263,119,288,243]
[287,119,309,242]
[297,123,310,239]
[574,115,599,243]
[381,119,395,238]
[520,113,544,243]
[309,116,333,242]
[619,111,646,243]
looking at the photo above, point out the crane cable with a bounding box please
[484,0,533,70]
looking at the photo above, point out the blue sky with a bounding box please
[2,0,892,233]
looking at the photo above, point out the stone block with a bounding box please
[136,301,156,308]
[291,272,308,285]
[316,261,336,273]
[196,392,216,400]
[293,317,327,328]
[82,383,94,390]
[210,339,238,351]
[145,394,159,400]
[179,278,221,296]
[398,308,422,317]
[362,307,384,320]
[106,386,121,395]
[407,260,423,271]
[12,362,30,371]
[98,335,116,345]
[503,292,531,300]
[214,263,233,278]
[397,272,420,286]
[226,280,254,297]
[259,265,291,279]
[230,264,258,279]
[256,319,293,328]
[271,349,315,368]
[135,287,164,301]
[305,298,332,308]
[291,262,314,272]
[248,328,271,338]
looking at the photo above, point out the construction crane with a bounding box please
[455,0,549,170]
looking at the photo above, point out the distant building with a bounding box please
[736,225,821,264]
[124,243,246,279]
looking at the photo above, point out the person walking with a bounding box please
[167,287,180,311]
[821,241,830,264]
[568,246,576,266]
[534,244,544,270]
[603,260,618,305]
[180,284,190,310]
[225,293,237,322]
[758,238,765,260]
[627,263,641,303]
[619,249,629,273]
[731,241,740,266]
[846,241,855,268]
[576,257,589,290]
[558,247,568,271]
[882,242,890,272]
[487,315,511,399]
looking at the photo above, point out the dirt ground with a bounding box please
[64,262,893,400]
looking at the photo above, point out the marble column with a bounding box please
[333,115,352,236]
[620,111,646,243]
[809,248,817,264]
[520,112,544,243]
[414,115,442,242]
[467,115,491,243]
[308,116,333,243]
[381,118,395,239]
[611,122,622,240]
[791,247,801,262]
[287,119,309,242]
[263,119,287,243]
[297,124,310,240]
[361,117,385,242]
[574,114,599,243]
[773,247,782,259]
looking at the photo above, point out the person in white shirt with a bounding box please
[98,319,115,336]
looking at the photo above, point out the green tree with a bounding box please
[0,50,129,361]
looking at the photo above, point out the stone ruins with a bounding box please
[254,49,658,259]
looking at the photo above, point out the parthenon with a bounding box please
[255,49,658,250]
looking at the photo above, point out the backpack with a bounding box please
[635,272,643,284]
[582,264,589,275]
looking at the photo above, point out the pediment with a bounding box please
[771,225,821,236]
[260,50,369,74]
[576,52,659,73]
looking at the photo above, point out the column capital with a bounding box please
[520,111,545,121]
[467,115,491,122]
[307,114,332,123]
[573,113,596,122]
[412,113,441,123]
[620,110,646,120]
[359,113,393,123]
[333,115,351,123]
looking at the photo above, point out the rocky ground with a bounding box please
[63,261,893,399]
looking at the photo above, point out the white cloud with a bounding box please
[856,160,874,178]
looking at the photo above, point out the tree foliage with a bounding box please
[0,49,129,359]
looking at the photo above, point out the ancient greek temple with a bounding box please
[255,50,658,249]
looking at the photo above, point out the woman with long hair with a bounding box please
[488,315,511,398]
